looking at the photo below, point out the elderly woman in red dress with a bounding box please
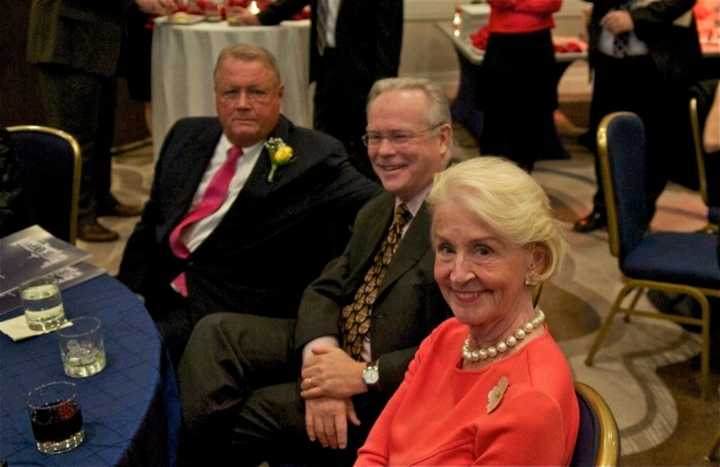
[355,157,579,466]
[479,0,562,172]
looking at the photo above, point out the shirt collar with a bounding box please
[396,184,432,218]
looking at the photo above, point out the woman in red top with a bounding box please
[479,0,562,172]
[355,157,579,466]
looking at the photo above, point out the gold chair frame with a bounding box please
[709,428,720,462]
[6,125,82,244]
[584,112,720,399]
[575,382,620,466]
[689,97,718,234]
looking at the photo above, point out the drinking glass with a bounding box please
[21,277,66,332]
[26,381,85,454]
[57,317,107,378]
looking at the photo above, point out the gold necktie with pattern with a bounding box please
[340,204,412,360]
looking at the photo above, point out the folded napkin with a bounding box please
[0,315,71,342]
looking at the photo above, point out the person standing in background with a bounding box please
[479,0,562,172]
[226,0,403,179]
[573,0,702,232]
[26,0,178,242]
[125,3,156,136]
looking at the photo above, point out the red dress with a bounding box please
[356,318,579,466]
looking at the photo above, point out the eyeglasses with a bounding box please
[218,86,275,104]
[361,122,447,148]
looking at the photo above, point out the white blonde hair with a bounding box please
[427,156,566,281]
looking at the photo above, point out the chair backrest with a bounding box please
[570,382,621,467]
[689,97,709,206]
[6,125,81,244]
[596,112,652,265]
[689,80,720,212]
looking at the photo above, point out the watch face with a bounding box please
[363,366,379,385]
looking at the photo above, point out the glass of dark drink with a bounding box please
[26,381,85,454]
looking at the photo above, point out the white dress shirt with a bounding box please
[180,134,264,253]
[324,0,342,48]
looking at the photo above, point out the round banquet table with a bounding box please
[151,18,311,158]
[0,275,180,467]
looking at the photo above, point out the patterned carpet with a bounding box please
[84,110,720,466]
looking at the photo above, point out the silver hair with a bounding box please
[367,77,451,127]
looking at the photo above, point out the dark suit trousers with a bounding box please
[36,64,117,225]
[588,53,688,216]
[178,313,383,466]
[313,49,374,180]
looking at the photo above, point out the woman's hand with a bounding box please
[300,347,367,399]
[304,397,361,449]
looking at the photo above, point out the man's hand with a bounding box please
[601,10,634,34]
[300,347,367,399]
[227,7,261,25]
[136,0,178,15]
[305,397,360,449]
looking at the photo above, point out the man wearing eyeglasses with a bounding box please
[118,43,378,366]
[178,77,454,466]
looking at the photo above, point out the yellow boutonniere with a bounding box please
[265,137,295,183]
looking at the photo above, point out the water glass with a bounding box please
[57,317,107,378]
[27,381,85,454]
[21,277,66,332]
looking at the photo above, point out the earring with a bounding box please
[525,275,536,287]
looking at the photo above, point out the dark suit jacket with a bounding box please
[295,192,453,397]
[587,0,701,83]
[257,0,403,85]
[118,115,379,321]
[26,0,132,77]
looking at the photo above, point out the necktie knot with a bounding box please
[227,145,243,161]
[394,203,412,228]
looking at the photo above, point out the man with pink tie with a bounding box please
[118,43,378,365]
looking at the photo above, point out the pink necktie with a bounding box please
[168,145,243,296]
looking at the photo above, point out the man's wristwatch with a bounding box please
[362,359,380,390]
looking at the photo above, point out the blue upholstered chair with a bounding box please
[6,125,81,244]
[583,112,720,399]
[570,382,620,467]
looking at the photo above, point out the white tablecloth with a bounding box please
[151,19,311,156]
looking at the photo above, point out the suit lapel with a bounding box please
[357,195,395,272]
[162,120,222,240]
[235,115,294,200]
[378,202,432,297]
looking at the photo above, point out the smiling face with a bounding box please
[432,201,538,338]
[214,57,283,147]
[366,89,451,202]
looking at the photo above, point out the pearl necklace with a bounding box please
[462,309,545,362]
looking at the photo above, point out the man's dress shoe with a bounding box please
[573,210,607,233]
[78,221,120,242]
[98,201,142,217]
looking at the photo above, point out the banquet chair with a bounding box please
[583,112,720,399]
[570,382,620,467]
[689,94,719,234]
[6,125,81,244]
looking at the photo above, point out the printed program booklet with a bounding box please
[0,225,105,315]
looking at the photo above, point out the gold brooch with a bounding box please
[486,376,509,414]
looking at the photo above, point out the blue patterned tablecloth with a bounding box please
[0,275,180,466]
